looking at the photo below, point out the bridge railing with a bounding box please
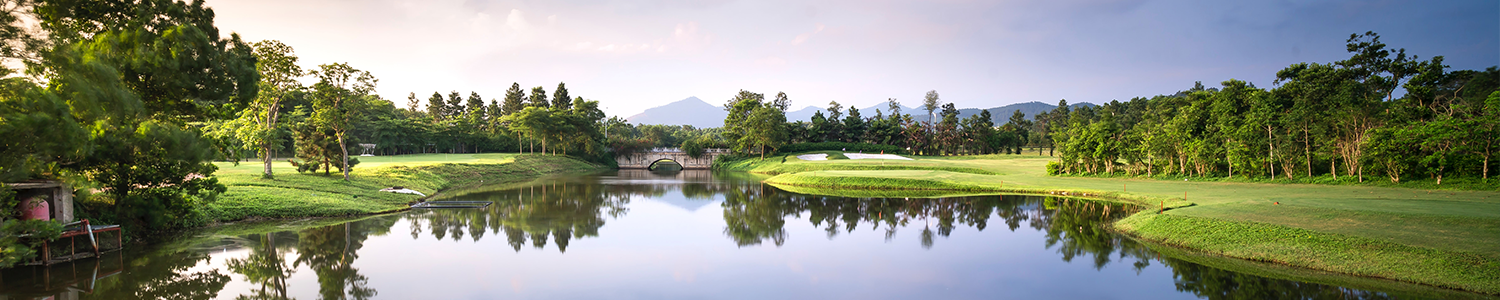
[641,148,729,153]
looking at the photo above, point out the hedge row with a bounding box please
[778,142,905,154]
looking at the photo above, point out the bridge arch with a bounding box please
[647,158,681,170]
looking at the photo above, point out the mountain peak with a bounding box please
[626,96,727,128]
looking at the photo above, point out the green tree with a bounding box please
[528,86,549,108]
[406,92,420,112]
[1005,110,1030,154]
[843,105,866,143]
[552,82,571,110]
[443,90,462,119]
[245,40,304,179]
[722,90,787,158]
[426,91,446,121]
[824,101,844,142]
[502,83,525,116]
[309,63,376,181]
[466,91,484,118]
[923,90,941,130]
[37,0,258,229]
[0,77,87,182]
[806,111,828,142]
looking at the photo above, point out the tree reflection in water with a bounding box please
[1,171,1474,299]
[221,217,397,300]
[225,232,297,300]
[405,178,632,252]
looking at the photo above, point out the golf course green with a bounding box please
[721,152,1500,294]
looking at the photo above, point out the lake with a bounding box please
[1,170,1488,299]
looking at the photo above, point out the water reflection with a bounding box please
[225,232,296,300]
[0,170,1489,299]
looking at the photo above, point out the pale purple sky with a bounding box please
[204,0,1498,117]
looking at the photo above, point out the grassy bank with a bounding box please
[729,152,1500,294]
[206,154,607,223]
[1117,213,1499,294]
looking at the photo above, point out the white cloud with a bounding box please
[470,12,493,34]
[506,9,529,31]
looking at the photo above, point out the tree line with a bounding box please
[206,50,613,181]
[1046,32,1498,184]
[718,90,1043,158]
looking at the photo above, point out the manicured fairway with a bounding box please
[729,153,1500,294]
[208,154,606,223]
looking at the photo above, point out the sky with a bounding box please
[202,0,1499,117]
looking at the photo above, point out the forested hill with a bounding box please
[633,98,1095,128]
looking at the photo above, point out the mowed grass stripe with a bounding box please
[1116,213,1500,294]
[210,154,607,223]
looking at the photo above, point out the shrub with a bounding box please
[1046,161,1063,175]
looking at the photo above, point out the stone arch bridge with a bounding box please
[617,148,729,169]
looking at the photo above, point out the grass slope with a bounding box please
[208,154,606,223]
[729,152,1500,294]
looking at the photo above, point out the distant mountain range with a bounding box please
[628,97,1094,128]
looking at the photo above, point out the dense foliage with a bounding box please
[719,90,1040,158]
[1047,33,1499,185]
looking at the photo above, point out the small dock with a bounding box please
[28,219,124,266]
[6,180,125,266]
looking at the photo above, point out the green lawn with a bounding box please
[207,154,606,223]
[727,153,1500,294]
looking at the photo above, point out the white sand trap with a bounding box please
[796,154,829,161]
[844,153,913,160]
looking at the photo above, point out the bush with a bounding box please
[1046,161,1063,175]
[0,219,63,268]
[681,138,704,158]
[778,142,904,154]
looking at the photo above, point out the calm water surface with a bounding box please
[1,170,1488,299]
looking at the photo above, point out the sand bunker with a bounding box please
[796,154,829,161]
[844,153,913,160]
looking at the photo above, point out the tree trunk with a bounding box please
[1226,138,1233,178]
[339,132,350,181]
[1331,159,1337,180]
[1303,125,1311,178]
[262,142,273,177]
[261,98,283,178]
[1267,125,1275,179]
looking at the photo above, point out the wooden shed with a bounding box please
[6,180,74,223]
